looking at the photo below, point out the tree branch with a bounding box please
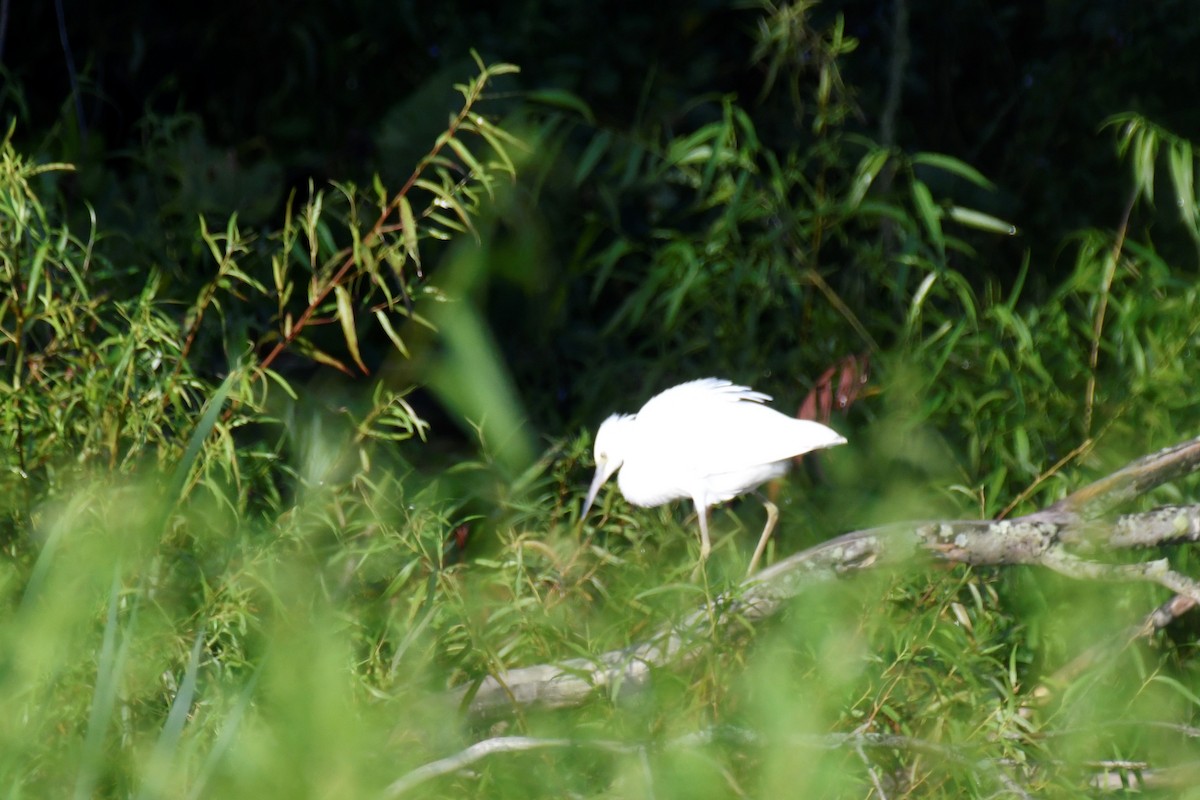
[455,436,1200,721]
[1048,434,1200,519]
[387,728,1033,799]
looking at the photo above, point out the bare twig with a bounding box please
[1038,720,1200,740]
[1048,434,1200,519]
[387,727,1033,799]
[854,735,890,800]
[878,0,909,150]
[999,437,1094,519]
[1084,186,1138,434]
[1031,592,1199,705]
[1086,761,1200,793]
[1039,548,1199,600]
[384,735,636,797]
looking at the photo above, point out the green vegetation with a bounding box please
[3,2,1200,797]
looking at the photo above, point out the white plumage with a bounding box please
[581,378,847,575]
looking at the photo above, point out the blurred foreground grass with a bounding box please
[4,419,1200,798]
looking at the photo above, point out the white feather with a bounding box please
[581,377,847,574]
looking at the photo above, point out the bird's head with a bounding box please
[581,413,634,521]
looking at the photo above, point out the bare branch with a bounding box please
[1109,504,1200,548]
[1032,592,1200,705]
[1048,434,1200,518]
[1086,762,1200,793]
[387,727,1034,799]
[456,438,1200,721]
[384,735,635,798]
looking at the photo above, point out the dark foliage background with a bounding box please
[11,0,1200,333]
[9,2,1200,430]
[11,1,1200,271]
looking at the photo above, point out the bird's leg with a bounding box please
[688,498,712,581]
[696,502,712,563]
[746,492,779,576]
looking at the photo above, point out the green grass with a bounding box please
[1,431,1194,798]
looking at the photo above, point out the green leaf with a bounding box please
[574,130,613,187]
[137,629,206,800]
[1134,125,1158,203]
[469,116,517,177]
[907,271,938,327]
[167,370,237,506]
[371,173,387,206]
[24,241,48,313]
[913,152,995,190]
[295,340,352,374]
[447,137,486,188]
[947,206,1018,236]
[398,196,420,273]
[262,367,299,399]
[426,211,469,234]
[1168,140,1197,236]
[524,88,595,123]
[335,284,367,373]
[1013,427,1032,473]
[1102,111,1139,156]
[482,61,520,78]
[910,179,944,253]
[374,308,410,358]
[1150,675,1200,709]
[436,196,478,241]
[75,570,134,800]
[847,148,890,209]
[411,178,443,196]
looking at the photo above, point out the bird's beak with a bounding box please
[581,457,616,521]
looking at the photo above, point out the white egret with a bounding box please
[581,378,847,576]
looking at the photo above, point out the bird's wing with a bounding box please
[634,378,844,475]
[701,402,845,471]
[635,378,771,422]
